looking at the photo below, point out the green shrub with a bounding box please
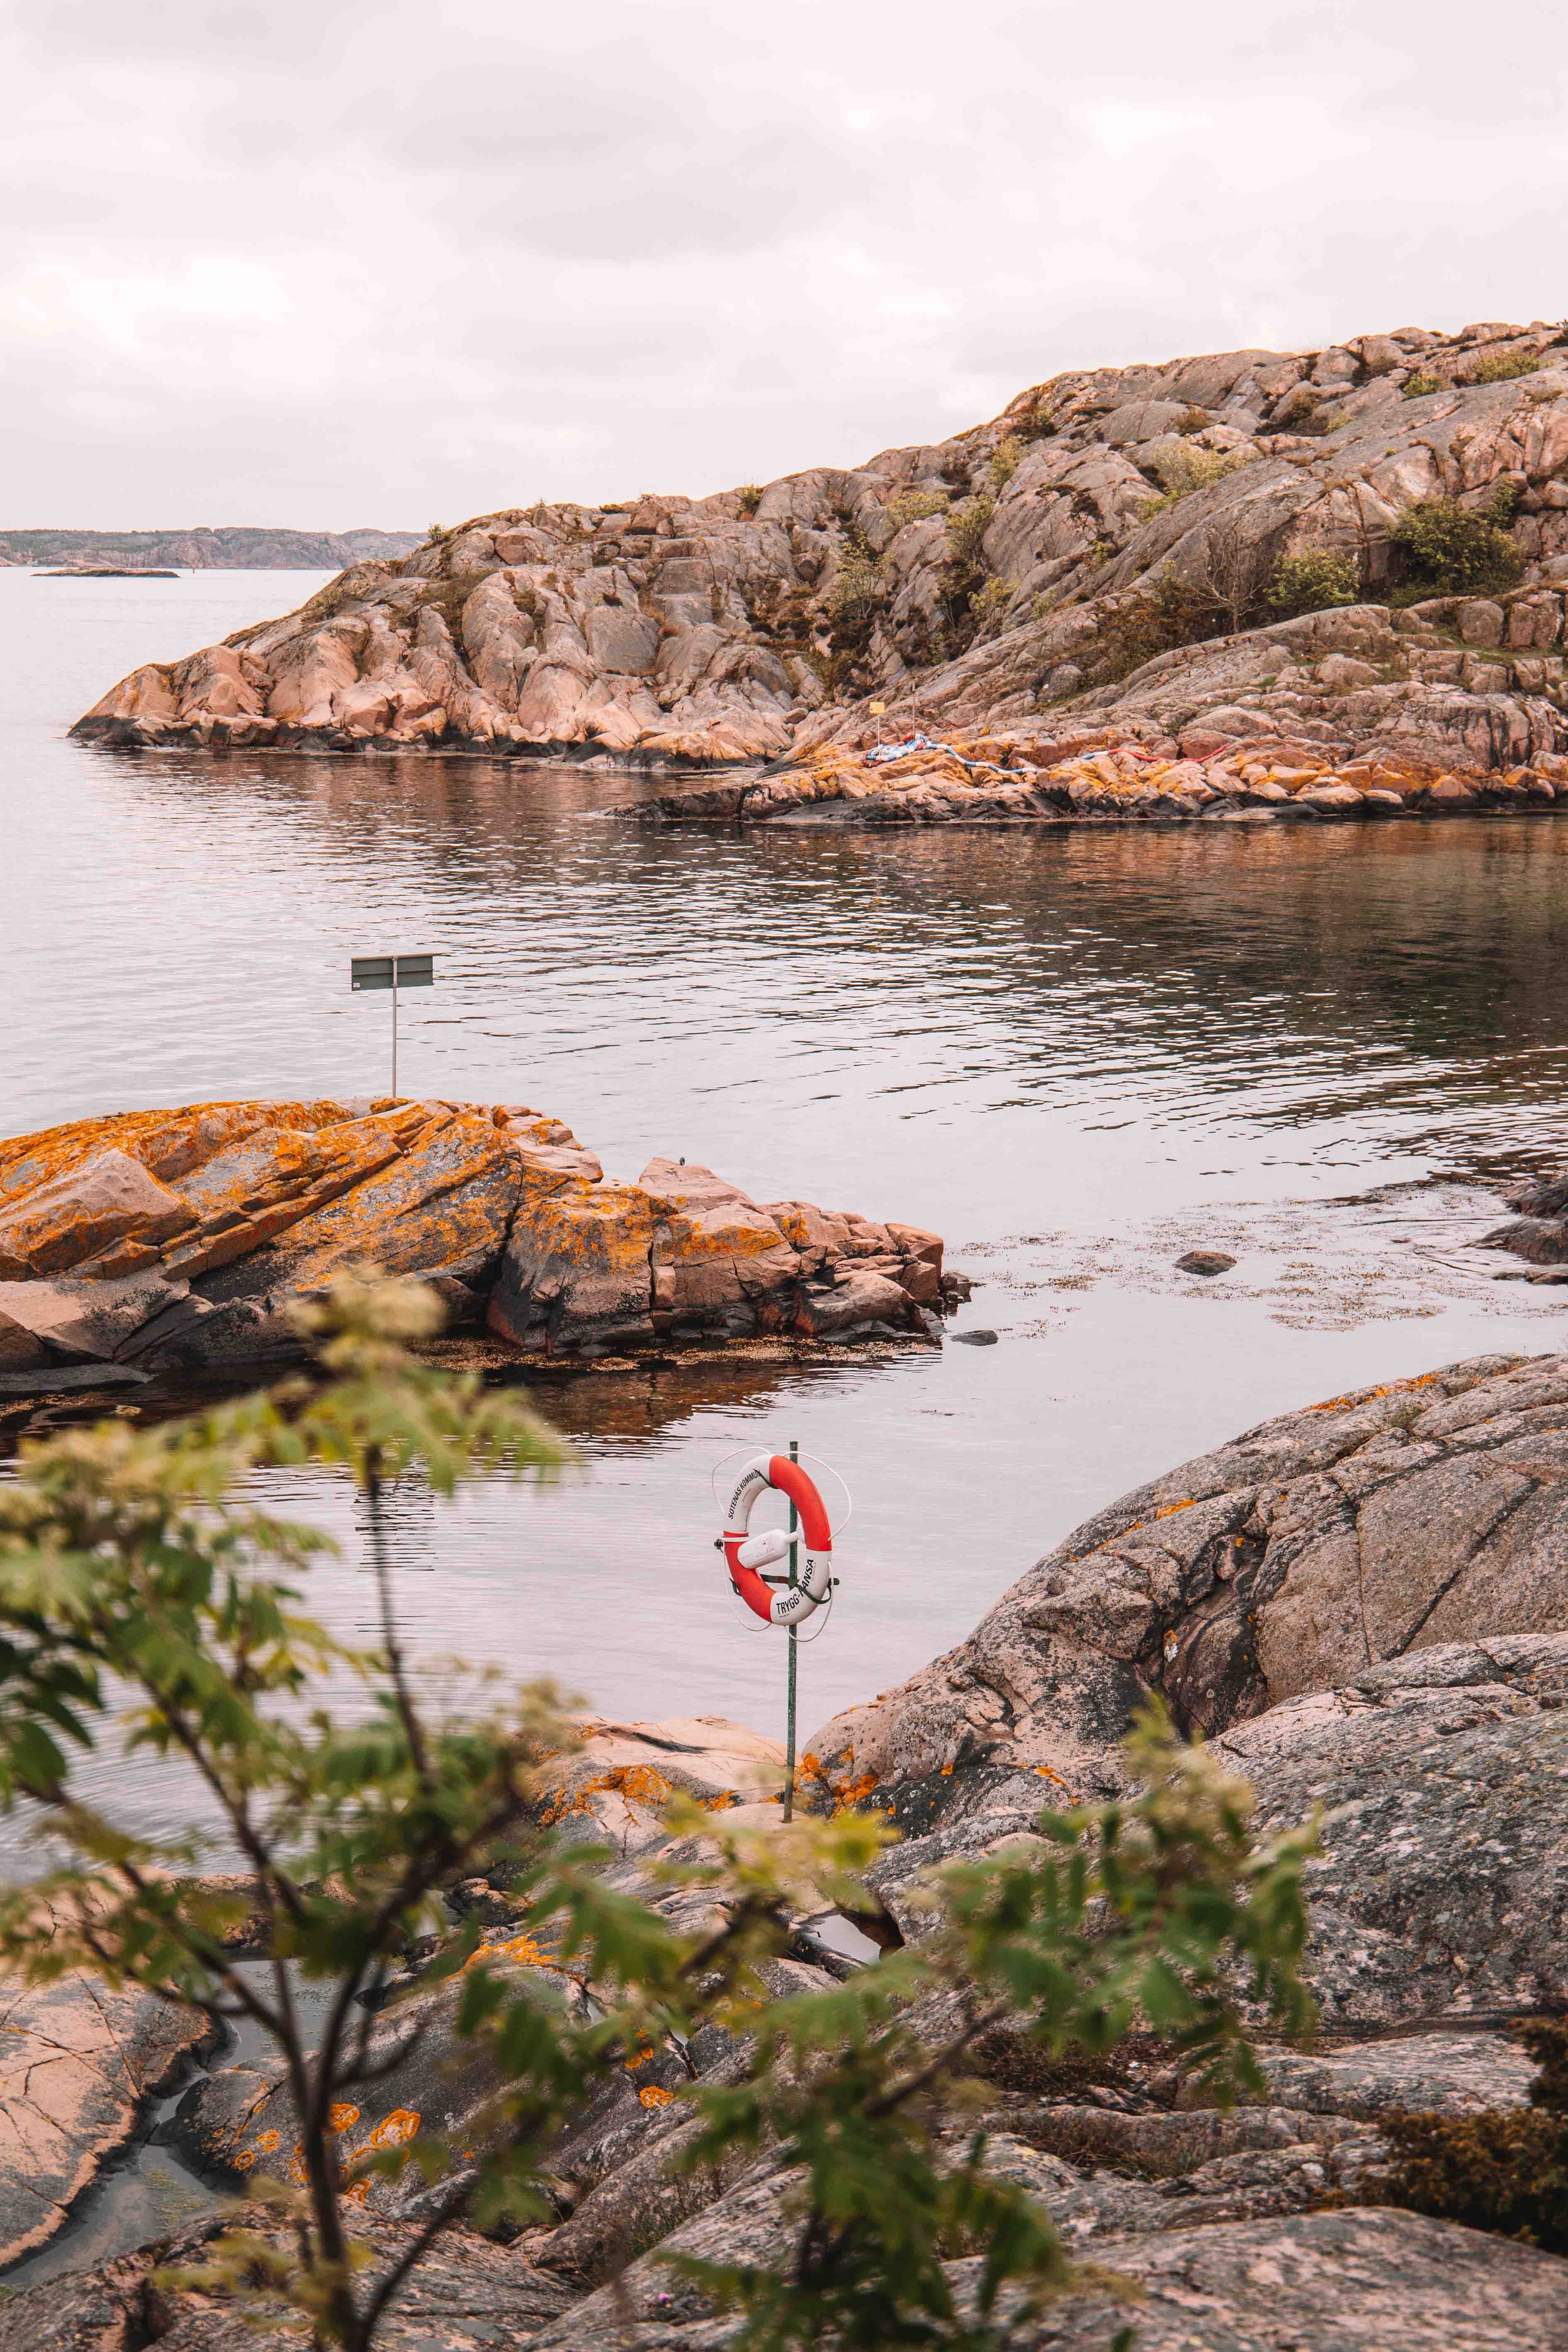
[1268,551,1360,616]
[737,483,763,516]
[885,488,950,534]
[1175,405,1212,436]
[1388,492,1523,594]
[990,432,1024,490]
[946,492,996,571]
[824,541,883,632]
[1075,566,1231,683]
[1465,349,1540,385]
[1136,442,1255,518]
[1017,398,1057,441]
[969,576,1014,635]
[1402,369,1445,398]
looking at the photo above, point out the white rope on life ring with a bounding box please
[722,1452,834,1626]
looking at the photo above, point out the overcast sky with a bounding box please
[6,0,1566,529]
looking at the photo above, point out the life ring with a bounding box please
[722,1453,833,1625]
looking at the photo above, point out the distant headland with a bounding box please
[5,525,421,572]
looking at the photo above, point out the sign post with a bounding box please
[351,954,435,1099]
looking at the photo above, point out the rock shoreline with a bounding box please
[0,1099,958,1392]
[69,318,1568,798]
[626,725,1568,830]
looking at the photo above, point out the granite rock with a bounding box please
[72,324,1568,798]
[0,1104,949,1386]
[0,1969,212,2268]
[805,1352,1568,1802]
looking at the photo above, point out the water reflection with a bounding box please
[3,572,1567,1860]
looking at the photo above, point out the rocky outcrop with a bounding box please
[805,1352,1568,1803]
[71,320,1568,799]
[0,1102,951,1393]
[522,2192,1567,2352]
[1217,1648,1568,2026]
[0,1970,211,2268]
[1478,1159,1568,1276]
[631,707,1568,829]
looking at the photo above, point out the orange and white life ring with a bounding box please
[722,1452,834,1625]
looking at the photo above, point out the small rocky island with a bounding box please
[70,317,1568,823]
[0,1097,955,1391]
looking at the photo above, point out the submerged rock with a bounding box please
[0,1103,950,1388]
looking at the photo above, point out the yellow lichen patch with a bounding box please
[468,1931,551,1970]
[326,2104,361,2134]
[536,1761,676,1827]
[1308,1371,1442,1415]
[255,2128,280,2153]
[637,2085,675,2109]
[607,1764,674,1809]
[0,1098,363,1198]
[1033,1764,1066,1784]
[535,1785,596,1825]
[831,1769,880,1817]
[1153,1499,1196,1520]
[233,2148,257,2171]
[361,2109,422,2153]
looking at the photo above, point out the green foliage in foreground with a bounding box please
[0,1278,1320,2351]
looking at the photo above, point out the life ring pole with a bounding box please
[783,1438,798,1823]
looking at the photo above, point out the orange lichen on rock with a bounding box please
[468,1932,551,1970]
[0,1097,949,1381]
[360,2109,421,2153]
[1307,1371,1443,1415]
[637,2085,675,2109]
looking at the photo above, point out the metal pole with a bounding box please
[783,1437,798,1821]
[391,961,399,1099]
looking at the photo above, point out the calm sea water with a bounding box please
[5,567,1568,1852]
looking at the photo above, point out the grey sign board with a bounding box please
[352,955,434,991]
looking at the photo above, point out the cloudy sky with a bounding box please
[7,0,1565,529]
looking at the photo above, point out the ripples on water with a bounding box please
[4,569,1568,1853]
